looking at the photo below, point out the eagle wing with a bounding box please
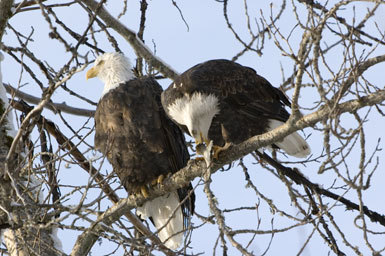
[161,59,294,146]
[162,59,310,157]
[182,59,291,122]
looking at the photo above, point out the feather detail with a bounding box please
[137,191,184,250]
[268,120,311,158]
[167,92,219,141]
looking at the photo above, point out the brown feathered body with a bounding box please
[94,76,194,249]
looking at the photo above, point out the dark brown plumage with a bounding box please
[162,59,310,158]
[95,77,194,217]
[87,52,195,249]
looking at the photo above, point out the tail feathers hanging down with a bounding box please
[136,191,184,250]
[268,120,311,158]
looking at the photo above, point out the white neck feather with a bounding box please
[96,53,136,97]
[100,70,135,97]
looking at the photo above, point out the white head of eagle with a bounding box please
[167,92,220,146]
[86,52,135,97]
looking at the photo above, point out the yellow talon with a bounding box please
[150,174,166,189]
[140,186,149,198]
[157,174,165,185]
[213,142,232,159]
[212,146,220,159]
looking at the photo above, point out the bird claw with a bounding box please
[196,143,207,155]
[138,175,167,199]
[151,174,163,185]
[140,185,150,198]
[196,138,231,165]
[212,142,232,160]
[150,174,168,190]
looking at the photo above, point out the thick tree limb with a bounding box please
[70,86,385,254]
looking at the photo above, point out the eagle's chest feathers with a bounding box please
[167,92,219,138]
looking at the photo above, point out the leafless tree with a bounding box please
[1,0,385,255]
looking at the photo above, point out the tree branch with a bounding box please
[5,62,87,175]
[256,151,385,226]
[4,83,95,117]
[68,85,385,255]
[66,61,385,253]
[80,0,179,79]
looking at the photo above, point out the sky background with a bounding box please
[2,1,385,255]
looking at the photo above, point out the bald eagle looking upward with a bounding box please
[86,52,195,249]
[161,59,311,158]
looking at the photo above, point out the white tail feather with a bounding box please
[268,120,311,158]
[136,191,184,250]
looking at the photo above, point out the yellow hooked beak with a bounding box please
[86,66,99,80]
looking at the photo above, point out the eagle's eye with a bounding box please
[96,59,105,66]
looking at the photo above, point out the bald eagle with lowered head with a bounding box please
[86,52,195,250]
[161,59,310,158]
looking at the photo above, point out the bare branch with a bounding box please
[4,83,95,117]
[80,0,179,79]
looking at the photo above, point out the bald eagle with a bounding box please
[86,52,195,249]
[161,59,310,158]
